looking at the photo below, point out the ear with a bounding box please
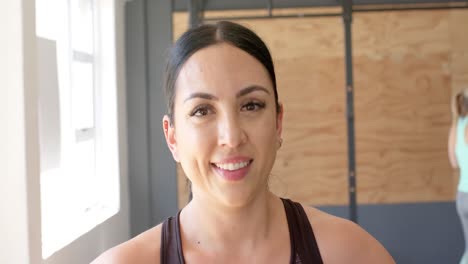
[163,115,179,162]
[276,103,284,139]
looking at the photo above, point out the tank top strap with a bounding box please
[160,211,185,264]
[281,198,324,264]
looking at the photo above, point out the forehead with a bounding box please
[175,43,273,98]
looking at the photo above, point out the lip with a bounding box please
[213,156,252,164]
[211,156,253,182]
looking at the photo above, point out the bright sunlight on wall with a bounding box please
[35,0,120,259]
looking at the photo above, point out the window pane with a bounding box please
[72,60,94,130]
[37,0,121,259]
[71,0,94,54]
[41,138,96,258]
[71,139,96,209]
[35,0,61,40]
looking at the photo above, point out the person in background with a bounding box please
[449,88,468,264]
[92,21,395,264]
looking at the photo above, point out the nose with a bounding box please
[217,113,247,148]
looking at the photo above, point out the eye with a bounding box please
[190,105,213,117]
[241,101,265,112]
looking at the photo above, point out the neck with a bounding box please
[180,189,281,254]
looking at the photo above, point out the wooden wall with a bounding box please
[172,8,468,207]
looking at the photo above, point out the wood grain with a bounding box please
[353,53,453,203]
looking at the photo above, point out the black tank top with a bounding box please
[160,198,324,263]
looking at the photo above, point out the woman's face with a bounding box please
[163,43,283,207]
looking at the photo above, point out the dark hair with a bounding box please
[456,89,468,118]
[164,21,279,123]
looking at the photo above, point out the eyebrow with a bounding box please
[184,85,270,103]
[236,85,270,97]
[183,92,218,103]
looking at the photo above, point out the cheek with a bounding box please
[247,114,278,148]
[175,122,216,182]
[176,121,216,160]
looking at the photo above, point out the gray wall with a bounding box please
[125,0,178,237]
[319,202,463,263]
[124,1,465,263]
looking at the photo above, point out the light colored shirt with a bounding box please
[456,117,468,192]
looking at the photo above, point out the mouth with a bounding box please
[211,159,253,181]
[212,160,252,171]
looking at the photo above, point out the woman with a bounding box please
[449,89,468,264]
[93,21,395,264]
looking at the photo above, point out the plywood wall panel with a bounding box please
[449,10,468,53]
[353,11,454,203]
[354,54,453,203]
[271,55,348,205]
[353,11,450,58]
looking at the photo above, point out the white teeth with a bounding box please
[215,161,250,171]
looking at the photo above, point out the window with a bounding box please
[35,0,120,259]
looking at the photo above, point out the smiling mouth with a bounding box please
[212,160,253,171]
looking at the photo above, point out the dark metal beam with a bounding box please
[202,2,467,22]
[353,3,468,11]
[267,0,273,17]
[175,0,340,11]
[203,12,343,22]
[342,0,358,224]
[189,0,204,28]
[354,0,467,4]
[175,0,468,11]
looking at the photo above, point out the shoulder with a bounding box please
[91,223,163,264]
[301,204,395,264]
